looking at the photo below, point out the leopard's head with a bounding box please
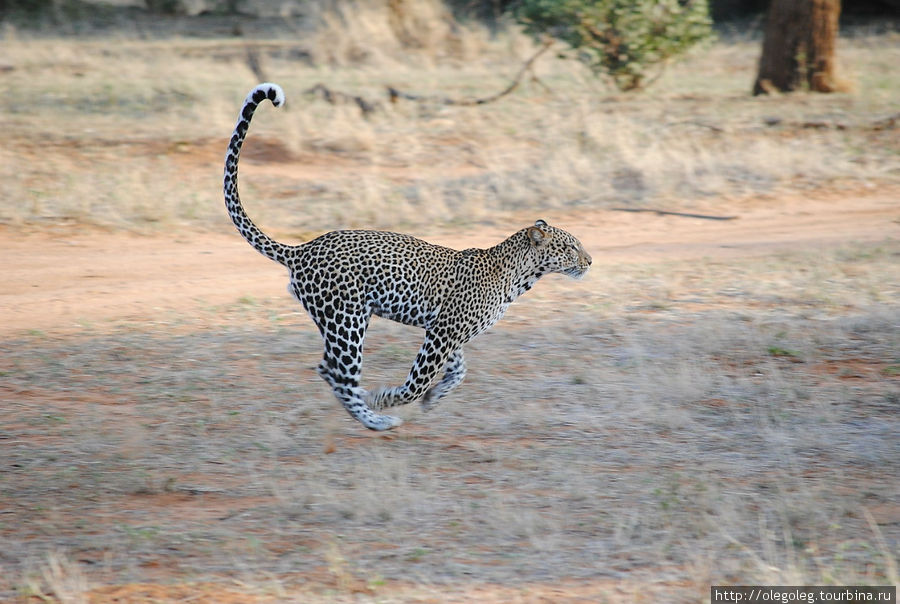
[526,219,592,280]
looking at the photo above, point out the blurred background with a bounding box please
[0,0,897,232]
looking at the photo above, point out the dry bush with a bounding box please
[307,0,489,67]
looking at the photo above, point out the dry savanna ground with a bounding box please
[0,7,898,603]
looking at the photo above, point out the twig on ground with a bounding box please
[763,113,900,131]
[303,83,381,117]
[387,39,555,106]
[611,208,738,221]
[245,46,269,85]
[304,41,554,115]
[871,112,900,131]
[664,120,726,133]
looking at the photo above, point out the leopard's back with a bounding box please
[291,230,459,329]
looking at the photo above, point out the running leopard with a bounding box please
[224,83,592,430]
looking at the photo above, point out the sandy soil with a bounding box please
[3,188,897,337]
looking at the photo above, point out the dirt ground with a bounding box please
[4,188,896,338]
[1,189,898,603]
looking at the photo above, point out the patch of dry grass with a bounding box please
[1,242,897,601]
[0,16,897,233]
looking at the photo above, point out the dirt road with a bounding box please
[3,189,896,336]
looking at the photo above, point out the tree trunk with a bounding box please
[753,0,842,95]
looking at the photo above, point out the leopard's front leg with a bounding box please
[367,331,456,410]
[420,348,466,412]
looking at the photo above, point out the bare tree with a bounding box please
[753,0,843,95]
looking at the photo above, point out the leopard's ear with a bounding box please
[534,219,548,228]
[526,225,550,247]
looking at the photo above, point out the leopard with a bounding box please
[224,83,592,431]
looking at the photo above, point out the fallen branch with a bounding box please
[303,83,381,117]
[302,41,555,116]
[762,114,900,131]
[387,39,554,106]
[611,208,738,221]
[245,46,269,86]
[664,120,726,134]
[872,112,900,131]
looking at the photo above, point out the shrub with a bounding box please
[515,0,714,91]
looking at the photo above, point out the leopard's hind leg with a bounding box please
[308,302,402,431]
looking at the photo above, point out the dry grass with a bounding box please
[0,15,897,233]
[2,242,898,601]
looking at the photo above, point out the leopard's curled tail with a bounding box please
[224,83,292,265]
